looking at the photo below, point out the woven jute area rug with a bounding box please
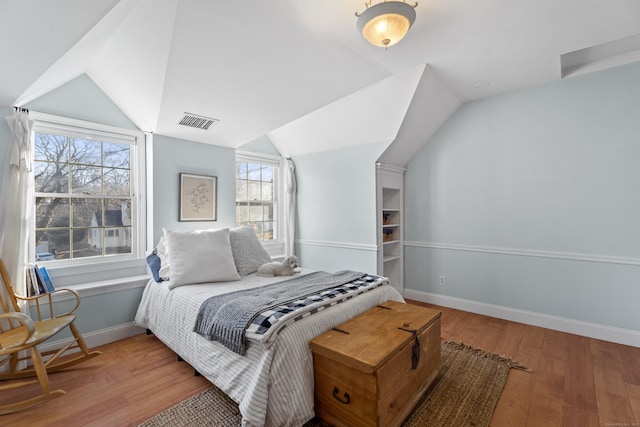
[139,340,530,427]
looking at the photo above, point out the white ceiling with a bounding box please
[1,0,639,156]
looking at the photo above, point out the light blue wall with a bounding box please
[25,74,138,129]
[0,75,236,340]
[151,134,236,245]
[293,142,387,273]
[238,134,281,157]
[0,76,148,338]
[404,61,640,333]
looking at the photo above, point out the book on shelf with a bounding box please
[25,264,42,296]
[23,264,57,296]
[26,266,37,297]
[32,264,47,294]
[38,266,56,293]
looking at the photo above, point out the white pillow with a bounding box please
[156,236,171,280]
[230,226,272,276]
[163,228,241,289]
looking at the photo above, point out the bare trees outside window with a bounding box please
[34,129,133,261]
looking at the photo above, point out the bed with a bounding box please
[134,226,404,426]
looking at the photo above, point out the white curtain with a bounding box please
[283,158,296,257]
[0,109,34,307]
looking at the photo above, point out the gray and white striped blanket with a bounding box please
[193,270,387,355]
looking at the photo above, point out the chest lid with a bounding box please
[310,301,440,374]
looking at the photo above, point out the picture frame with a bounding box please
[179,173,217,221]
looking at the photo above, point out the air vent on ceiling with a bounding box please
[177,113,219,130]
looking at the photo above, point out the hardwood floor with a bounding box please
[414,302,640,427]
[1,304,639,427]
[0,332,211,427]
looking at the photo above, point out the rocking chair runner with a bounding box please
[0,259,101,414]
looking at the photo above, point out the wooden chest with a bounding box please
[310,301,441,427]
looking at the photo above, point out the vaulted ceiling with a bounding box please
[1,0,639,157]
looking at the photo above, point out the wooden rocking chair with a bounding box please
[0,259,101,414]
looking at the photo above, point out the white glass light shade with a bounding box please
[357,2,417,48]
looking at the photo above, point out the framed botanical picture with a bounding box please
[179,173,217,221]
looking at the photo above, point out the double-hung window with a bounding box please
[31,113,145,266]
[235,152,283,256]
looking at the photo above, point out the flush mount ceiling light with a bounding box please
[356,1,418,49]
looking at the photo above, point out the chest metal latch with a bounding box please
[398,326,420,370]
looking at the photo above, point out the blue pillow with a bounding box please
[146,250,164,282]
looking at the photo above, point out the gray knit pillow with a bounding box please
[230,226,272,276]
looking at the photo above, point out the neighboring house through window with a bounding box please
[31,112,145,265]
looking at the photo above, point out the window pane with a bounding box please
[73,228,101,258]
[262,182,273,200]
[72,198,102,227]
[34,161,68,193]
[236,162,247,179]
[36,197,70,228]
[70,138,101,165]
[253,222,264,240]
[71,165,102,194]
[263,203,274,221]
[34,133,68,162]
[236,203,249,223]
[263,222,274,241]
[104,199,130,226]
[249,204,263,221]
[248,181,261,200]
[105,227,131,255]
[262,166,273,182]
[236,179,247,200]
[35,231,58,261]
[104,168,130,196]
[45,229,71,260]
[247,163,261,181]
[103,142,130,168]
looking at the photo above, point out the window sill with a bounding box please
[263,241,285,258]
[67,274,150,296]
[44,257,147,289]
[30,275,150,305]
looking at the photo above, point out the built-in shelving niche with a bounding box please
[377,163,405,295]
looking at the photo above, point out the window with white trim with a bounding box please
[235,153,282,248]
[31,113,145,264]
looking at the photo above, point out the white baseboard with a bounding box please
[404,289,640,348]
[39,322,147,353]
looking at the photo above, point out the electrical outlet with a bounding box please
[439,275,446,287]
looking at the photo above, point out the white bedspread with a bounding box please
[134,270,404,426]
